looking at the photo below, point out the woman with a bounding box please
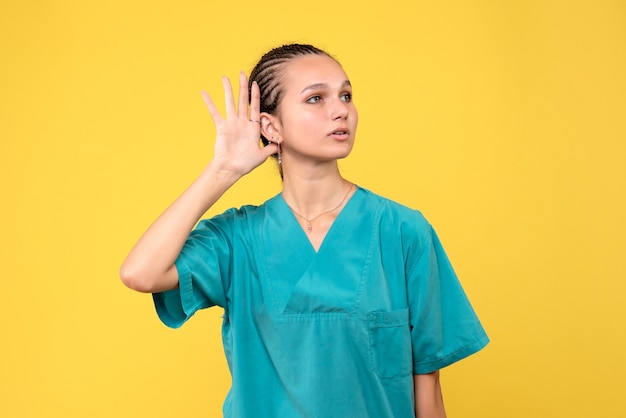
[120,44,489,418]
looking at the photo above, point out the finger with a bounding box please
[237,71,249,119]
[249,80,260,121]
[222,76,236,118]
[261,142,279,159]
[201,90,224,124]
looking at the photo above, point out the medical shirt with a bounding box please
[153,186,489,418]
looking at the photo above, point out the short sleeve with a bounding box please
[408,224,489,374]
[152,212,234,328]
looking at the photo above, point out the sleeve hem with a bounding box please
[413,334,490,374]
[152,257,206,328]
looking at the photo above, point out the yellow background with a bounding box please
[1,0,625,417]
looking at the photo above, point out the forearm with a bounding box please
[414,371,447,418]
[120,162,240,293]
[120,73,274,293]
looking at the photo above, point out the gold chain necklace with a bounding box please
[287,183,354,233]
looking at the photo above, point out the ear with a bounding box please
[260,112,282,142]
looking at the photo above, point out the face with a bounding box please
[264,54,358,165]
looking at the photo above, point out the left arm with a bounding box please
[414,371,447,418]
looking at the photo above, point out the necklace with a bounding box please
[287,183,354,233]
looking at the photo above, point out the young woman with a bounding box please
[120,44,489,418]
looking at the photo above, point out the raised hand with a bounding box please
[202,71,278,177]
[121,73,280,294]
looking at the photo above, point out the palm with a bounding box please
[202,72,277,176]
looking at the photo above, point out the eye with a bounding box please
[306,95,322,104]
[340,92,352,102]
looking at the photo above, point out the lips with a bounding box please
[329,127,350,139]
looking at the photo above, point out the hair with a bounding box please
[249,43,336,147]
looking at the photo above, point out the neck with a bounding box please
[281,162,350,218]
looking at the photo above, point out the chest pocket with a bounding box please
[368,308,413,378]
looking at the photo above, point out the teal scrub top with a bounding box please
[153,186,489,418]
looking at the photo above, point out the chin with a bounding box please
[328,142,354,161]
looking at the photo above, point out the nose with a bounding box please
[331,97,349,120]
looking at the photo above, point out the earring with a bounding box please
[272,137,282,165]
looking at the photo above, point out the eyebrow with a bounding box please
[300,80,351,93]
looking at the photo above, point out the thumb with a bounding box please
[261,143,279,160]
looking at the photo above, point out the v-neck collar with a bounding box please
[277,185,363,254]
[259,186,372,316]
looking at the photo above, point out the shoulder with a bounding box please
[358,186,432,236]
[357,186,436,263]
[194,194,280,233]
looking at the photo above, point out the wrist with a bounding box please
[204,161,243,185]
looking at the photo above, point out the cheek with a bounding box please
[300,111,322,129]
[283,109,324,137]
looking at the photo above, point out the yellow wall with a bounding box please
[1,1,625,416]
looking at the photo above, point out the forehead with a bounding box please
[281,55,349,91]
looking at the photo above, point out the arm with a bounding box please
[414,371,447,418]
[119,72,278,293]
